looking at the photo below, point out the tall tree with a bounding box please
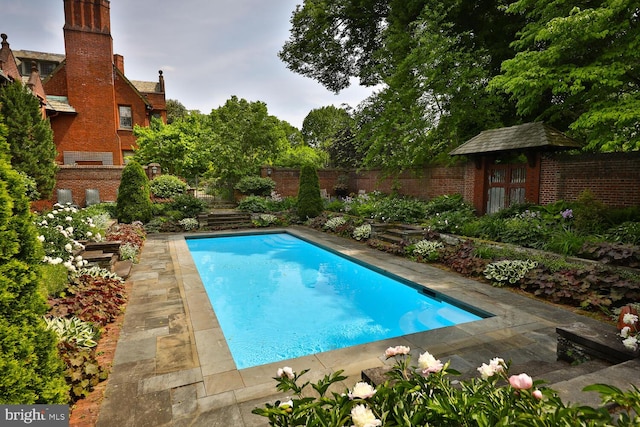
[0,80,57,198]
[133,115,214,182]
[281,0,523,171]
[165,99,189,124]
[490,0,640,151]
[207,96,289,189]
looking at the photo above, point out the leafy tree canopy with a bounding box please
[165,99,189,124]
[490,0,640,151]
[281,0,524,171]
[0,81,58,198]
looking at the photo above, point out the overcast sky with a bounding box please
[1,0,375,128]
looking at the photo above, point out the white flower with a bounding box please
[277,367,294,380]
[349,382,376,399]
[350,404,381,427]
[623,336,638,351]
[477,357,505,379]
[37,235,45,242]
[65,216,73,222]
[418,351,443,375]
[47,213,54,219]
[623,313,639,325]
[278,399,293,410]
[87,231,93,237]
[621,326,631,338]
[64,243,73,252]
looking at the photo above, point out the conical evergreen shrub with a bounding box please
[296,163,324,219]
[0,115,68,403]
[115,160,153,223]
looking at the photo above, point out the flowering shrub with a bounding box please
[178,217,199,231]
[324,216,347,231]
[36,203,103,272]
[483,259,538,286]
[619,310,639,351]
[253,347,640,426]
[352,223,371,240]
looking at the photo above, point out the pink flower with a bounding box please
[509,373,533,390]
[533,389,543,400]
[385,345,410,358]
[418,351,443,375]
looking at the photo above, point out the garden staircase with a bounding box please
[78,241,133,279]
[197,211,253,229]
[371,223,428,245]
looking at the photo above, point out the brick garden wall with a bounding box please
[539,151,640,208]
[264,151,640,209]
[52,165,125,208]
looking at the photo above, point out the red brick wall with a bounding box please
[114,75,149,153]
[264,151,640,210]
[53,165,124,206]
[540,151,640,208]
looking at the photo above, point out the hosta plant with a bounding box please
[45,316,99,348]
[411,239,444,261]
[484,259,538,286]
[352,224,371,241]
[324,216,347,231]
[253,214,279,227]
[178,217,199,231]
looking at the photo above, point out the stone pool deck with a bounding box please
[96,227,639,426]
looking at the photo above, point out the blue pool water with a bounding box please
[186,232,485,369]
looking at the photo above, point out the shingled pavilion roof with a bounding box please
[449,122,582,156]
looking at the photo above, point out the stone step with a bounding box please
[81,250,117,269]
[83,240,122,253]
[550,359,640,407]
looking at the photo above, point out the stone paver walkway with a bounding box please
[96,227,634,426]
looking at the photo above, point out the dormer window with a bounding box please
[118,105,132,129]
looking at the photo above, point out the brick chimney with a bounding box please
[60,0,121,164]
[114,54,124,73]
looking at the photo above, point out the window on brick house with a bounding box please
[118,105,133,129]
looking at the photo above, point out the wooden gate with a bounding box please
[485,164,526,214]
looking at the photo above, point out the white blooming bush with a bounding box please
[352,223,371,241]
[483,259,538,286]
[36,203,105,272]
[324,216,347,231]
[253,347,640,426]
[619,310,639,351]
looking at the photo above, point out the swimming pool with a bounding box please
[186,232,487,369]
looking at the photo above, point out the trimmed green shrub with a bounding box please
[115,160,153,224]
[168,194,207,218]
[0,158,68,404]
[150,174,188,199]
[296,164,324,219]
[238,195,269,213]
[234,175,276,196]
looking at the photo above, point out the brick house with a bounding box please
[0,0,166,206]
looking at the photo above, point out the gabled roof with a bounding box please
[0,33,21,81]
[449,122,583,156]
[13,49,65,64]
[131,80,162,94]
